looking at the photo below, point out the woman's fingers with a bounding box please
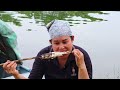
[3,60,17,74]
[72,49,85,67]
[6,61,15,68]
[72,49,83,59]
[3,60,11,70]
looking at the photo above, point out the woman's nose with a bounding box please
[59,44,65,50]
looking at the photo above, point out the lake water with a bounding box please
[1,11,120,79]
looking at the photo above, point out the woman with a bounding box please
[3,20,92,79]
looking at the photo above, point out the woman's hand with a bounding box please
[3,60,19,76]
[72,49,86,68]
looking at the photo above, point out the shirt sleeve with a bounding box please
[83,50,93,79]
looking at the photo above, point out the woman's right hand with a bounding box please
[3,60,19,76]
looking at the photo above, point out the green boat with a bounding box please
[0,20,30,79]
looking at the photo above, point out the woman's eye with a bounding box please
[63,41,67,44]
[54,42,59,45]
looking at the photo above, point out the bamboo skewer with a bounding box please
[0,51,71,66]
[0,56,38,66]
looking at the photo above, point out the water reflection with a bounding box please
[0,11,109,27]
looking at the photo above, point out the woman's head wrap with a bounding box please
[46,20,72,39]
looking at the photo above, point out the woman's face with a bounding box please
[50,36,74,58]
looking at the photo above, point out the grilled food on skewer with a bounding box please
[0,51,71,66]
[41,51,71,59]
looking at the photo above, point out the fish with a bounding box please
[40,51,71,59]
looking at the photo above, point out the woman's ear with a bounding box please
[71,36,74,41]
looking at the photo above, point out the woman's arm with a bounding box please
[72,49,89,79]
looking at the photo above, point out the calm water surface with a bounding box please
[1,11,120,79]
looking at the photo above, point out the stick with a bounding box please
[0,56,37,66]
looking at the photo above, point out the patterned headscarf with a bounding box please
[46,20,72,39]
